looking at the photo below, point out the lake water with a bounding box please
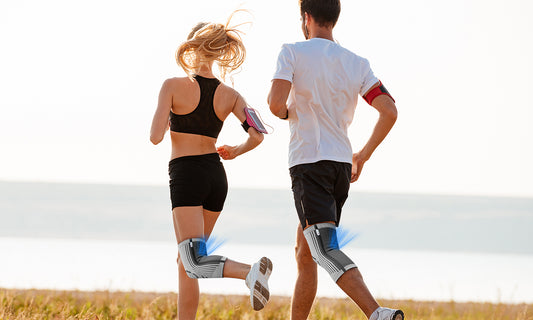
[1,181,532,303]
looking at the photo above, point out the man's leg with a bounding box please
[303,222,403,320]
[290,162,402,319]
[291,224,317,320]
[336,267,379,318]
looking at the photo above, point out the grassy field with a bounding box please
[0,289,531,320]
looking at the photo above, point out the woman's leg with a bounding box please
[174,205,271,314]
[173,206,203,320]
[176,256,198,320]
[202,209,251,279]
[202,208,272,311]
[174,207,228,319]
[173,206,252,320]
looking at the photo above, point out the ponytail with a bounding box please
[176,11,247,81]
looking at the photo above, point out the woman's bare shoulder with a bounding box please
[160,77,197,95]
[217,82,241,102]
[163,76,195,87]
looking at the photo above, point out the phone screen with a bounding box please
[246,108,267,133]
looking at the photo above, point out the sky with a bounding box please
[1,0,532,197]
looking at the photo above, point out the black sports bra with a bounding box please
[169,75,223,139]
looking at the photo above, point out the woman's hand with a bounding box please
[217,145,240,160]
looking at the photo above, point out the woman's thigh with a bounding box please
[172,206,221,243]
[203,209,221,239]
[172,206,204,242]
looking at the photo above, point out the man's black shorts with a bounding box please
[289,160,352,228]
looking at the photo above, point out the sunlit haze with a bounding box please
[1,0,532,197]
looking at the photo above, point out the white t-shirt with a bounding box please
[273,38,379,168]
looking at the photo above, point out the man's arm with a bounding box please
[352,84,398,182]
[268,79,292,119]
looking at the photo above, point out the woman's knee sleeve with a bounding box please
[178,238,226,279]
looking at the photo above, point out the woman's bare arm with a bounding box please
[150,79,173,145]
[217,93,264,160]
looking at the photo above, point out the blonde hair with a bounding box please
[176,11,247,81]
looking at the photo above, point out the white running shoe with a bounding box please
[370,307,405,320]
[245,257,273,311]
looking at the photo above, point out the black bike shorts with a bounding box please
[168,153,228,212]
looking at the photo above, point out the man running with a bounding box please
[268,1,404,319]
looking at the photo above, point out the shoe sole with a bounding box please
[392,310,404,320]
[251,257,273,311]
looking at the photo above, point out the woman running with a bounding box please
[150,13,272,319]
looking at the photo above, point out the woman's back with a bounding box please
[150,17,263,161]
[163,74,239,159]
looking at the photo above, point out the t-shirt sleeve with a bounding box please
[272,44,295,83]
[360,58,379,96]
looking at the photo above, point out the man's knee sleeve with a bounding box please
[178,238,227,279]
[303,223,357,282]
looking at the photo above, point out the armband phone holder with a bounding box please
[242,106,270,134]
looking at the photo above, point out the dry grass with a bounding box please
[0,289,531,320]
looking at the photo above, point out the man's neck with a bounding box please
[309,28,334,41]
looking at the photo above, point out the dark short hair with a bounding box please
[299,0,341,28]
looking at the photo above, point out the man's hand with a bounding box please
[351,152,368,182]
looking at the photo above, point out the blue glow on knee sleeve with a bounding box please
[336,226,359,249]
[205,235,226,255]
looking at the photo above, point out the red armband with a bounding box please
[363,81,395,105]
